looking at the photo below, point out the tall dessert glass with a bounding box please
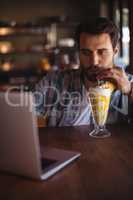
[87,82,114,138]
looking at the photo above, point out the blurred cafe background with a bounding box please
[0,0,133,112]
[0,0,132,86]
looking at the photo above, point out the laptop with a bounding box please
[0,92,80,180]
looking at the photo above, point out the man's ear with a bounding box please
[114,45,119,55]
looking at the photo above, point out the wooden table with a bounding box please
[1,124,133,200]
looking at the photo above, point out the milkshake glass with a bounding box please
[87,82,115,138]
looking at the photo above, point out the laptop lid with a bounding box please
[0,92,42,179]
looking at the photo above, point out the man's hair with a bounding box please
[75,17,120,49]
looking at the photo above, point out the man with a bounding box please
[34,17,133,126]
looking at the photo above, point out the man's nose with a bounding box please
[90,53,99,66]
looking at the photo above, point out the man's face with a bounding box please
[79,32,118,71]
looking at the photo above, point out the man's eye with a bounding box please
[98,50,110,56]
[80,49,91,56]
[98,50,105,55]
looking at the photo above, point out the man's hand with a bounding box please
[97,66,131,95]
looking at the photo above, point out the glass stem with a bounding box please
[95,124,106,131]
[99,125,106,130]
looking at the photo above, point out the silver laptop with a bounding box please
[0,92,80,180]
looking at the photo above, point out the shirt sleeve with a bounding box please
[111,73,133,116]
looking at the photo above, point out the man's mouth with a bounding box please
[82,65,101,81]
